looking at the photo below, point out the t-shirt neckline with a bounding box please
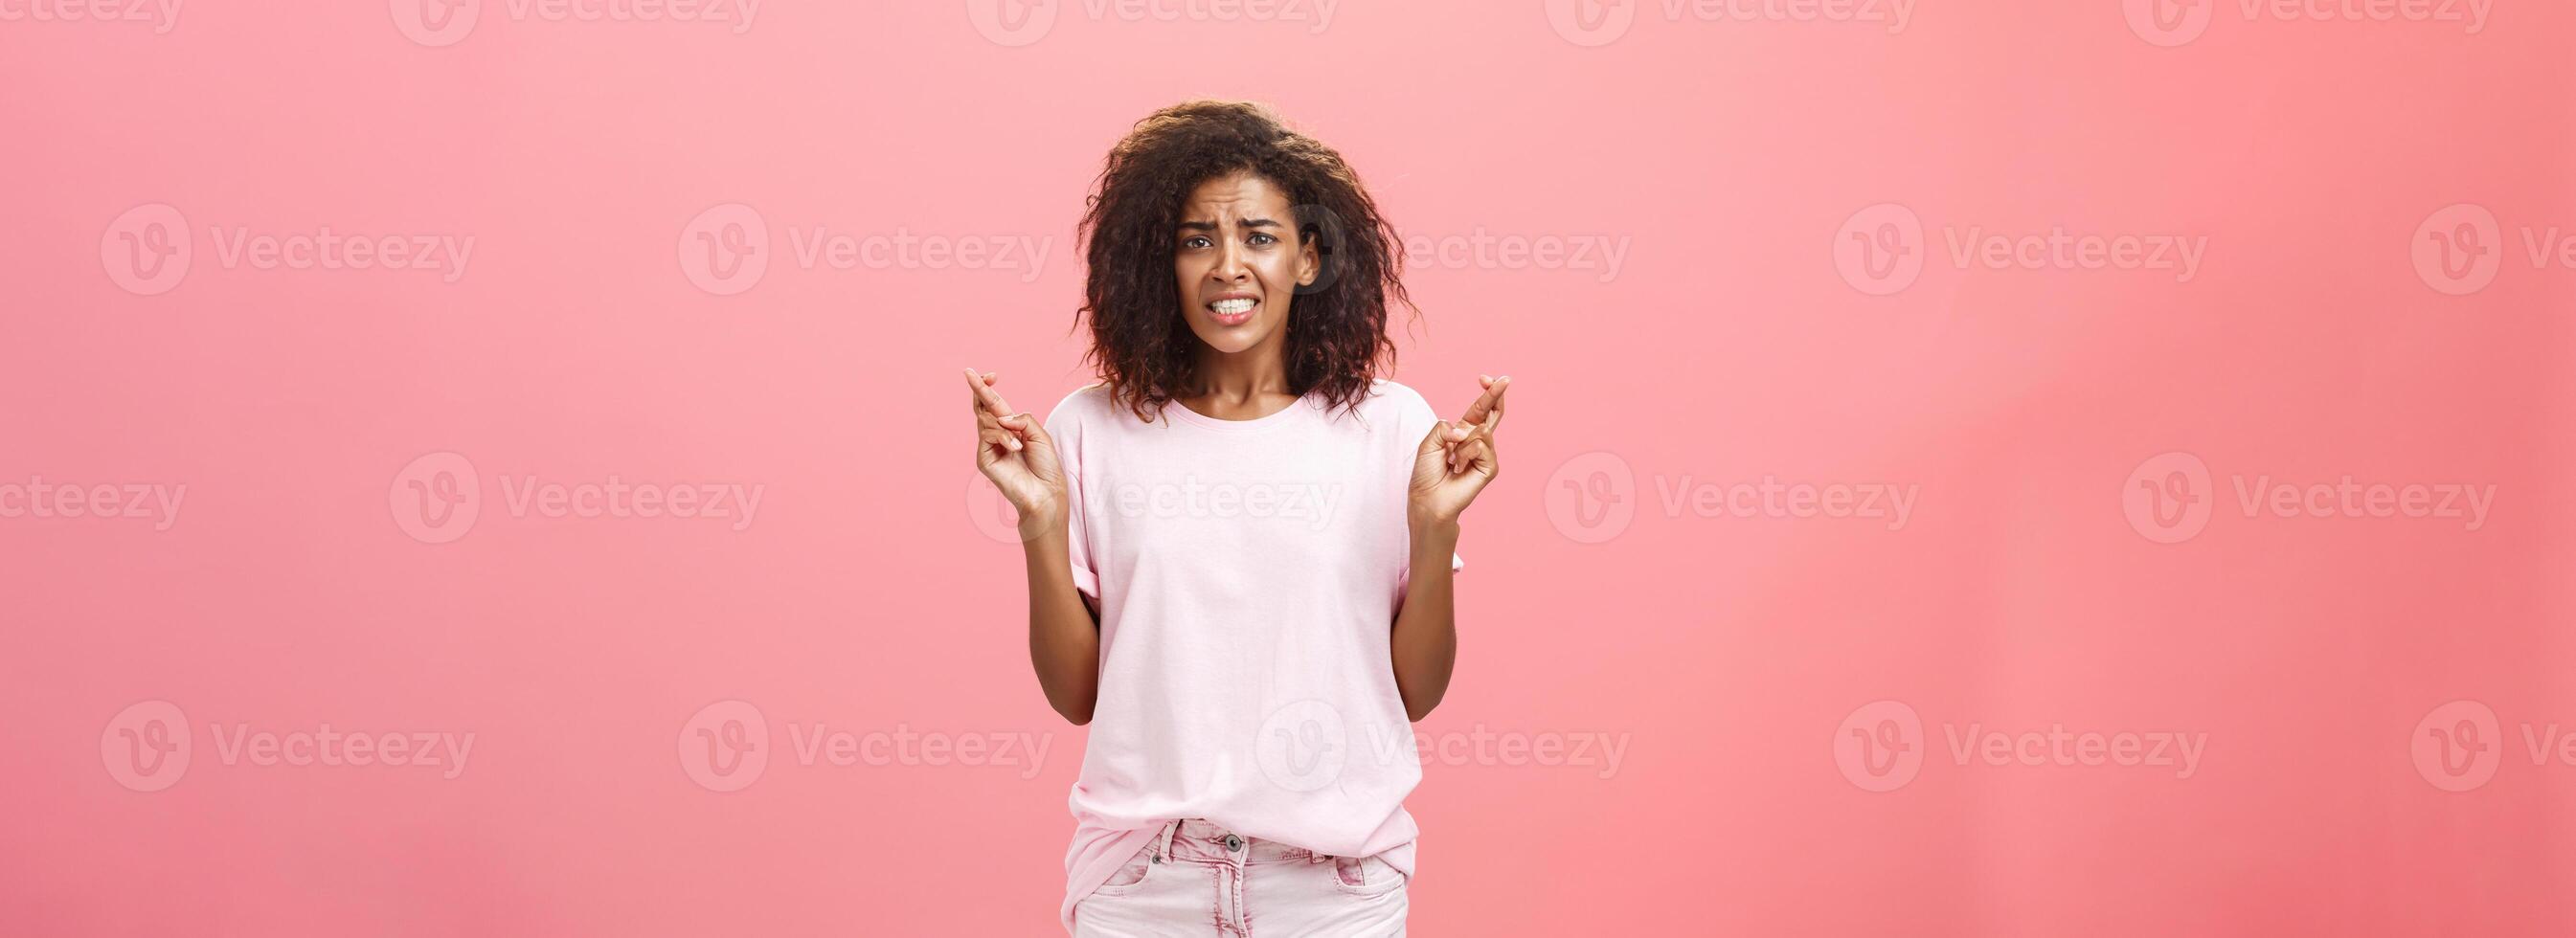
[1159,392,1319,435]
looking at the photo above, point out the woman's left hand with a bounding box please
[1409,374,1510,527]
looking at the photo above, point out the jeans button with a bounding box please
[1224,835,1243,852]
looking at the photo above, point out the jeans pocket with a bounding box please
[1330,854,1407,898]
[1089,844,1159,898]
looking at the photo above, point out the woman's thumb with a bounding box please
[1417,419,1452,455]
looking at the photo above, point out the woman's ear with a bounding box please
[1291,205,1339,295]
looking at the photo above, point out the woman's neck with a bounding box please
[1181,346,1297,418]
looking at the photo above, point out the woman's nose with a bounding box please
[1211,241,1250,279]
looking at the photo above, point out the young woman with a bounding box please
[966,100,1509,937]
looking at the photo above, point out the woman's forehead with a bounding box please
[1182,173,1289,218]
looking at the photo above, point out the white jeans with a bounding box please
[1071,818,1409,937]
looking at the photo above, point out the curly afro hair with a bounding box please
[1075,100,1413,424]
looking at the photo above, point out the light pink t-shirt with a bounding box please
[1048,378,1462,932]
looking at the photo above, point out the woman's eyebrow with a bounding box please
[1176,218,1281,232]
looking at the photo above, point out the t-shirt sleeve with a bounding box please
[1046,397,1100,602]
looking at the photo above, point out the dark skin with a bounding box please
[970,171,1510,725]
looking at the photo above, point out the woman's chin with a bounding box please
[1187,326,1270,355]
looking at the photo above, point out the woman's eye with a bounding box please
[1249,233,1276,246]
[1183,235,1209,249]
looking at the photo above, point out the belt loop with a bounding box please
[1152,819,1179,863]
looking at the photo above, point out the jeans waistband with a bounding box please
[1148,818,1329,865]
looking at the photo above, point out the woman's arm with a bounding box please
[1023,514,1102,725]
[1390,518,1461,722]
[1395,375,1509,723]
[968,368,1100,726]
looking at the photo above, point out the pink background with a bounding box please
[6,1,2572,934]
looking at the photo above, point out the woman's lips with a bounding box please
[1207,297,1257,326]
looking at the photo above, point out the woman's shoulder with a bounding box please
[1362,377,1436,419]
[1045,382,1119,429]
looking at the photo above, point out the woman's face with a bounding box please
[1173,171,1318,359]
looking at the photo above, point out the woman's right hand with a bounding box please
[965,368,1068,538]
